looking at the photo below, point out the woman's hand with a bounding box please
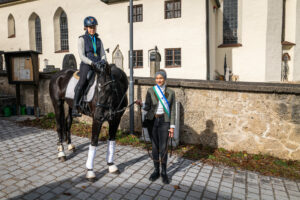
[135,100,143,106]
[169,128,174,138]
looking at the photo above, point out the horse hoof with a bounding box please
[86,170,96,182]
[108,165,119,174]
[112,170,120,175]
[58,156,66,162]
[67,144,76,152]
[87,178,95,182]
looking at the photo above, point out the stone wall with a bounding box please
[1,72,300,160]
[124,78,300,161]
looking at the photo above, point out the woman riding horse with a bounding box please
[73,16,107,117]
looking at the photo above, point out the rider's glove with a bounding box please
[91,62,97,70]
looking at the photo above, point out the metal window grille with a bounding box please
[35,17,42,53]
[223,0,238,44]
[60,12,69,50]
[165,0,181,19]
[128,5,143,22]
[165,48,181,67]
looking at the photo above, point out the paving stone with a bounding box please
[0,119,299,200]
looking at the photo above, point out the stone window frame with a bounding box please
[128,4,143,23]
[29,12,43,53]
[165,0,181,19]
[165,48,181,68]
[53,7,69,53]
[8,13,16,38]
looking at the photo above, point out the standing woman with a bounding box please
[137,70,176,184]
[72,16,107,117]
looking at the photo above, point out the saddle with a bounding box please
[65,70,98,115]
[73,70,96,101]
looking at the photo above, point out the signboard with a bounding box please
[4,50,40,85]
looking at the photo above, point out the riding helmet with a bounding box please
[84,16,98,27]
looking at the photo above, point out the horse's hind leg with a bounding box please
[54,100,66,162]
[66,106,75,152]
[106,117,121,174]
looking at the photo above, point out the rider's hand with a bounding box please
[91,62,97,69]
[169,128,174,138]
[99,59,107,66]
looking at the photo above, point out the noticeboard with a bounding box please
[4,51,40,85]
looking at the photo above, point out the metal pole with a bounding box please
[129,0,134,134]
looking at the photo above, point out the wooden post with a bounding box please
[34,84,39,117]
[16,83,20,115]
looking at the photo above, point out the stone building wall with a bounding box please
[0,73,300,160]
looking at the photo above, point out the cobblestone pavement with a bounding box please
[0,119,300,200]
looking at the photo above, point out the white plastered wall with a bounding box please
[293,0,300,81]
[265,0,283,82]
[0,0,207,79]
[216,0,268,82]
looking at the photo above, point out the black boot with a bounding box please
[72,86,82,117]
[149,162,160,182]
[161,163,169,184]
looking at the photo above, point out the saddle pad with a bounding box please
[65,73,97,102]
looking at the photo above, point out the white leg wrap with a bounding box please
[58,151,66,158]
[86,145,97,169]
[67,144,75,151]
[106,140,116,163]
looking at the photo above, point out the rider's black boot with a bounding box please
[149,162,160,182]
[72,86,82,117]
[161,163,170,184]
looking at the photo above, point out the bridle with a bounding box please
[95,65,134,121]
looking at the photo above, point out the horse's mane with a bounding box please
[110,64,128,92]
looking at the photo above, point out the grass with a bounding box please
[18,114,300,181]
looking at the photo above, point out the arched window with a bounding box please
[28,13,42,52]
[8,14,16,38]
[35,17,42,52]
[54,8,69,52]
[60,12,69,50]
[223,0,238,44]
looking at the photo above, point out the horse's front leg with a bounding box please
[107,117,121,174]
[86,118,102,182]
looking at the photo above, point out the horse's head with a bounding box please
[95,62,115,121]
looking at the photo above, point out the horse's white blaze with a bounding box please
[108,165,119,173]
[106,140,116,163]
[86,145,97,170]
[86,170,96,179]
[58,151,66,158]
[67,144,75,151]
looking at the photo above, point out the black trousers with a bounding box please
[147,116,170,164]
[77,63,91,89]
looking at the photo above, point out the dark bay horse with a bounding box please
[49,63,128,181]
